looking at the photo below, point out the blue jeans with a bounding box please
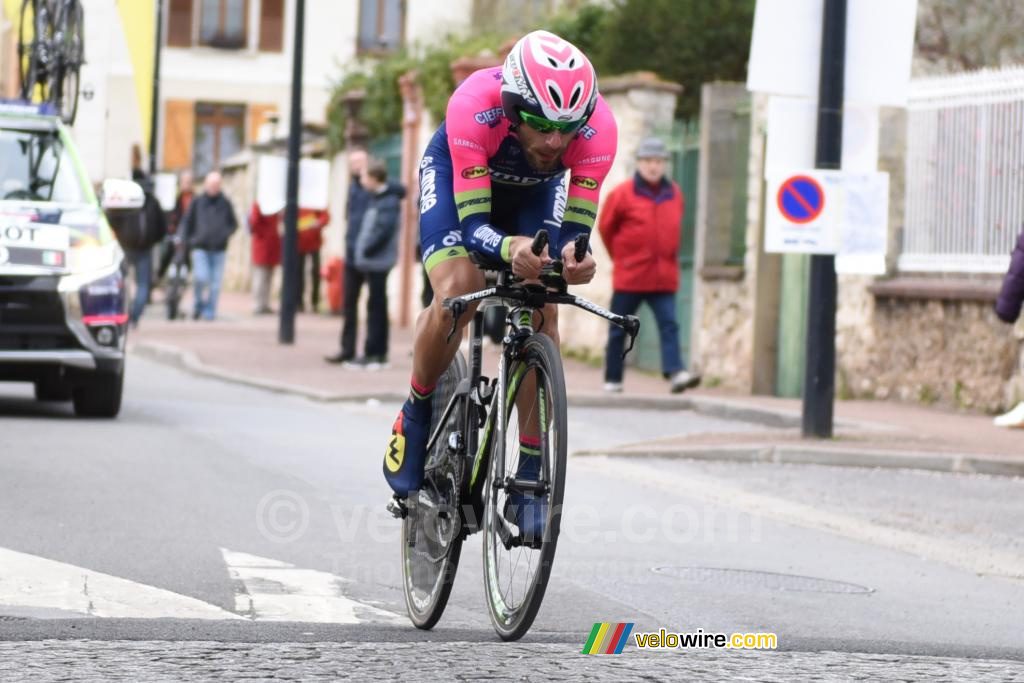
[123,248,152,325]
[191,248,226,320]
[605,291,684,383]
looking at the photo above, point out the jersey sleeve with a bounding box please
[559,100,618,253]
[445,90,513,262]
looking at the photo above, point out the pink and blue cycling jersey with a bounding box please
[418,67,618,271]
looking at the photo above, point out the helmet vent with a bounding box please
[569,58,576,68]
[569,84,582,108]
[548,85,562,108]
[547,57,558,67]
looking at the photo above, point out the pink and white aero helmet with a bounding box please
[501,30,598,131]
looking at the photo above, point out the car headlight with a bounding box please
[60,266,128,346]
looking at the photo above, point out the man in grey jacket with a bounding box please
[343,159,405,369]
[180,172,238,320]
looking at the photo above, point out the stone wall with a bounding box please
[839,293,1021,411]
[691,87,766,391]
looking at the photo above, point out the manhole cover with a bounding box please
[652,566,873,594]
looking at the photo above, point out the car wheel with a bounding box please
[72,369,124,418]
[34,376,72,402]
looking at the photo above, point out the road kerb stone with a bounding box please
[574,444,1024,478]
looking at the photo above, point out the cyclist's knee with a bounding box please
[427,258,484,325]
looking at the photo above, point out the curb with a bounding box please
[130,341,407,404]
[130,339,810,426]
[574,444,1024,478]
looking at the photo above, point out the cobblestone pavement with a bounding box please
[1,641,1023,681]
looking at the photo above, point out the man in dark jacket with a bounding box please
[113,176,167,327]
[326,148,371,363]
[340,159,406,369]
[598,137,700,394]
[180,171,238,320]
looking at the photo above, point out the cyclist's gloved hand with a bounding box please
[561,242,596,285]
[509,236,550,280]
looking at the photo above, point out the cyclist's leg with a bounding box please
[384,132,483,498]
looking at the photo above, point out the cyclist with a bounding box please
[384,30,618,536]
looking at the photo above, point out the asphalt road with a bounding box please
[0,354,1022,681]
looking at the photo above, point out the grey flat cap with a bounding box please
[636,137,670,159]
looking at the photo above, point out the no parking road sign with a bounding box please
[765,170,889,257]
[776,175,824,224]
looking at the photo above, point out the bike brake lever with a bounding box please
[621,315,641,358]
[442,298,467,343]
[573,234,589,263]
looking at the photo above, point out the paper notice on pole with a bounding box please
[747,0,918,106]
[836,172,889,274]
[764,97,879,178]
[765,170,888,261]
[257,156,331,213]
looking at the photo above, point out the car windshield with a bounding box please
[0,127,86,204]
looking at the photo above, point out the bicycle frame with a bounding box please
[428,266,640,538]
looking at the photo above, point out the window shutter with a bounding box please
[167,0,193,47]
[259,0,284,52]
[248,104,278,143]
[163,99,195,171]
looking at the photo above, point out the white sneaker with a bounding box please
[603,382,623,393]
[669,370,702,394]
[994,401,1024,428]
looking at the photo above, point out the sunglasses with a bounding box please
[518,109,586,134]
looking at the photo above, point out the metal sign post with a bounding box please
[802,0,846,437]
[279,0,305,344]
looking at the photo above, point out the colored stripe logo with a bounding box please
[583,622,634,654]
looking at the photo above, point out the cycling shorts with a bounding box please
[417,123,566,274]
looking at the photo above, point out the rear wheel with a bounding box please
[482,333,567,641]
[401,351,467,629]
[72,368,123,418]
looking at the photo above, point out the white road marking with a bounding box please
[0,547,243,619]
[586,456,1024,580]
[222,549,402,623]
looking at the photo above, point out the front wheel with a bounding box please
[482,332,567,641]
[401,351,467,629]
[72,368,123,418]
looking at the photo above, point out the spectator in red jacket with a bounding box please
[598,137,701,394]
[297,208,330,312]
[249,202,281,315]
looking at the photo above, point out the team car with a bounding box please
[0,101,142,417]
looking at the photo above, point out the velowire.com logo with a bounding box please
[582,622,634,655]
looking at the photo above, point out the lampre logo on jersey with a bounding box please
[472,225,504,250]
[461,166,489,179]
[419,158,437,213]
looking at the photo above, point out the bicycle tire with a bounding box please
[401,351,467,630]
[482,332,567,641]
[54,0,83,124]
[18,0,48,101]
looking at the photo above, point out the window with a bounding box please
[259,0,284,52]
[0,129,85,204]
[358,0,404,53]
[199,0,248,49]
[193,103,246,176]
